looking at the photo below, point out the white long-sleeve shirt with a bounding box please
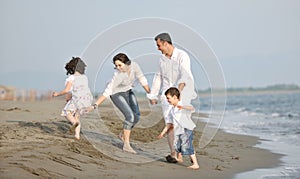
[168,101,196,135]
[147,47,196,101]
[103,61,148,97]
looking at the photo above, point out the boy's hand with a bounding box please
[177,105,183,110]
[157,133,165,139]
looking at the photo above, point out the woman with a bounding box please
[89,53,150,154]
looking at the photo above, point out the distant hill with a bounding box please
[198,84,300,95]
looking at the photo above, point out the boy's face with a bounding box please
[166,94,178,106]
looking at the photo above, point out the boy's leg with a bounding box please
[188,154,199,169]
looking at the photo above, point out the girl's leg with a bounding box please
[65,112,79,134]
[74,111,81,140]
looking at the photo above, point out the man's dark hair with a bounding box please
[155,32,172,45]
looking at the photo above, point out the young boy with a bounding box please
[158,87,199,169]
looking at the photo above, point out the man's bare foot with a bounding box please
[187,164,199,170]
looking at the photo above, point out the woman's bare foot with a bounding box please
[123,144,137,154]
[118,132,124,142]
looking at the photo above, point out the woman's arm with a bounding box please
[143,85,151,94]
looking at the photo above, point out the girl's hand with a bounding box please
[52,92,59,97]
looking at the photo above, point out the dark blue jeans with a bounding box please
[110,90,140,130]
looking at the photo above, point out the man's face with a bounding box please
[156,39,168,55]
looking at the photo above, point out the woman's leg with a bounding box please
[110,92,136,153]
[128,90,140,128]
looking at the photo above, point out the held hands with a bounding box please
[85,106,94,113]
[149,99,158,105]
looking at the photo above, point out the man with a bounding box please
[147,32,197,162]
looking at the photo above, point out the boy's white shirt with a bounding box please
[168,101,196,135]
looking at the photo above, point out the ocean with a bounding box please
[199,91,300,179]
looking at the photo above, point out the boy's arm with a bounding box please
[177,105,195,112]
[157,123,173,139]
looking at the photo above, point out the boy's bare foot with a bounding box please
[187,164,199,170]
[177,153,183,163]
[177,158,183,163]
[123,145,137,154]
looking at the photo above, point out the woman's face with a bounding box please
[114,60,128,72]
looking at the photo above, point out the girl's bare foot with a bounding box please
[74,135,80,140]
[69,122,79,134]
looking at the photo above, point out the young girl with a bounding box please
[88,53,150,154]
[53,57,92,140]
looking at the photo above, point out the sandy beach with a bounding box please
[0,98,282,179]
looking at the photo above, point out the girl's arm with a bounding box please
[53,81,72,97]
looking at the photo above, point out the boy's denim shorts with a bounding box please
[174,129,195,155]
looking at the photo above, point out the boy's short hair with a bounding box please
[165,87,180,99]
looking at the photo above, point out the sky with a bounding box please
[1,0,300,92]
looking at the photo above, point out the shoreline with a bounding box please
[0,99,283,179]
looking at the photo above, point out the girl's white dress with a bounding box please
[61,74,93,116]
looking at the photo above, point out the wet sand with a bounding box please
[0,99,282,179]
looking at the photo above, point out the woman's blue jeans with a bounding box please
[110,90,140,130]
